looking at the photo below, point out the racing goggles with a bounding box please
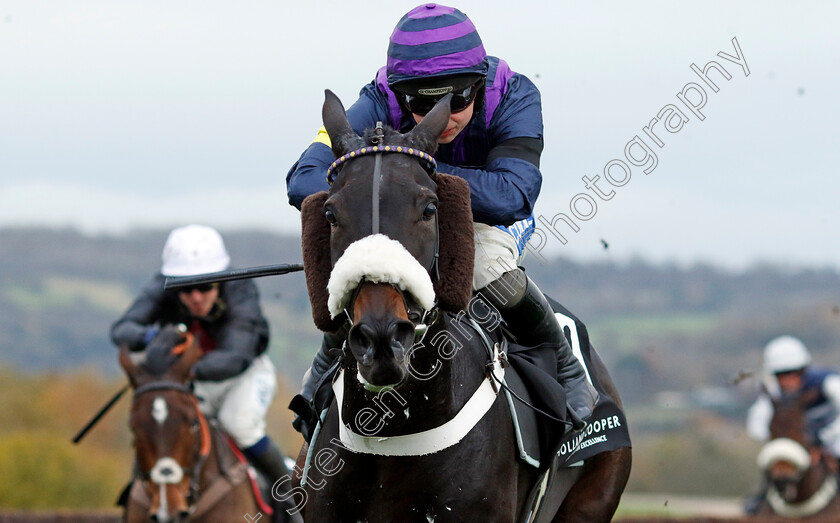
[396,77,485,117]
[177,282,219,294]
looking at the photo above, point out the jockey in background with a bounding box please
[286,3,597,440]
[744,335,840,513]
[111,224,293,484]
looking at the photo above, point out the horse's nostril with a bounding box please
[390,321,416,352]
[348,324,375,362]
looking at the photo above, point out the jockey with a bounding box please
[743,335,840,513]
[747,335,840,453]
[111,224,292,484]
[286,3,597,439]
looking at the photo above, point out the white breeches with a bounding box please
[193,354,276,448]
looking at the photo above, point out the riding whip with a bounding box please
[71,383,130,444]
[164,263,304,290]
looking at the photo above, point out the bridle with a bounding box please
[326,122,442,339]
[132,380,212,507]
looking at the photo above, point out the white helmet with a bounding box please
[763,335,811,374]
[160,225,230,277]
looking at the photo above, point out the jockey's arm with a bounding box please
[818,374,840,446]
[285,84,391,210]
[110,275,167,351]
[435,154,540,226]
[746,394,773,441]
[436,74,544,227]
[191,281,270,382]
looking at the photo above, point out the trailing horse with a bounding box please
[118,325,289,522]
[291,90,631,522]
[753,390,840,519]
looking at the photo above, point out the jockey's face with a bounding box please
[177,284,219,318]
[776,368,805,393]
[412,100,475,144]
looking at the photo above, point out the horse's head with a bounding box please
[119,325,209,522]
[758,391,824,503]
[317,89,451,388]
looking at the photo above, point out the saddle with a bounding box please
[506,298,632,469]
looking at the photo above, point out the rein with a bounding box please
[132,381,212,505]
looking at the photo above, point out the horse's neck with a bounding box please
[197,423,235,492]
[340,312,489,436]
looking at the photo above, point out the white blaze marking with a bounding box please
[152,397,168,425]
[157,483,168,522]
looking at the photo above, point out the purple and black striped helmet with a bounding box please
[386,3,489,90]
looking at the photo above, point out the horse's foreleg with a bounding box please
[553,447,632,523]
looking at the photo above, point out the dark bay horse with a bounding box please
[293,90,630,522]
[119,325,281,522]
[754,391,840,519]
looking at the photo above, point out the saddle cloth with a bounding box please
[504,298,631,469]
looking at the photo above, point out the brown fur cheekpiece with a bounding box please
[432,172,474,313]
[300,191,344,333]
[300,172,474,332]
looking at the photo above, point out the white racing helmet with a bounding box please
[763,335,811,375]
[160,225,230,277]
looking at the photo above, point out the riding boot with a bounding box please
[290,326,346,440]
[243,437,294,483]
[478,269,599,428]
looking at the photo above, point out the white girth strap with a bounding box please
[333,344,505,456]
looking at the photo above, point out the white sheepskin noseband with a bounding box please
[757,438,811,472]
[327,234,436,318]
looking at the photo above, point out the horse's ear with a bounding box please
[408,94,451,155]
[165,333,202,382]
[118,345,141,388]
[323,89,362,157]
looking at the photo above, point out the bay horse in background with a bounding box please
[118,325,290,523]
[293,90,630,522]
[754,390,840,519]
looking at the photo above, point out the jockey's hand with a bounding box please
[141,325,189,374]
[141,326,159,348]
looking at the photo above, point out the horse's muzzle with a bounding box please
[150,510,190,523]
[348,319,415,387]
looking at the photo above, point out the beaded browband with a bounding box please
[326,144,437,186]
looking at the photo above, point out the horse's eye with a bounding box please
[325,209,337,225]
[422,203,438,221]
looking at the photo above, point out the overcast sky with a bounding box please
[1,1,838,270]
